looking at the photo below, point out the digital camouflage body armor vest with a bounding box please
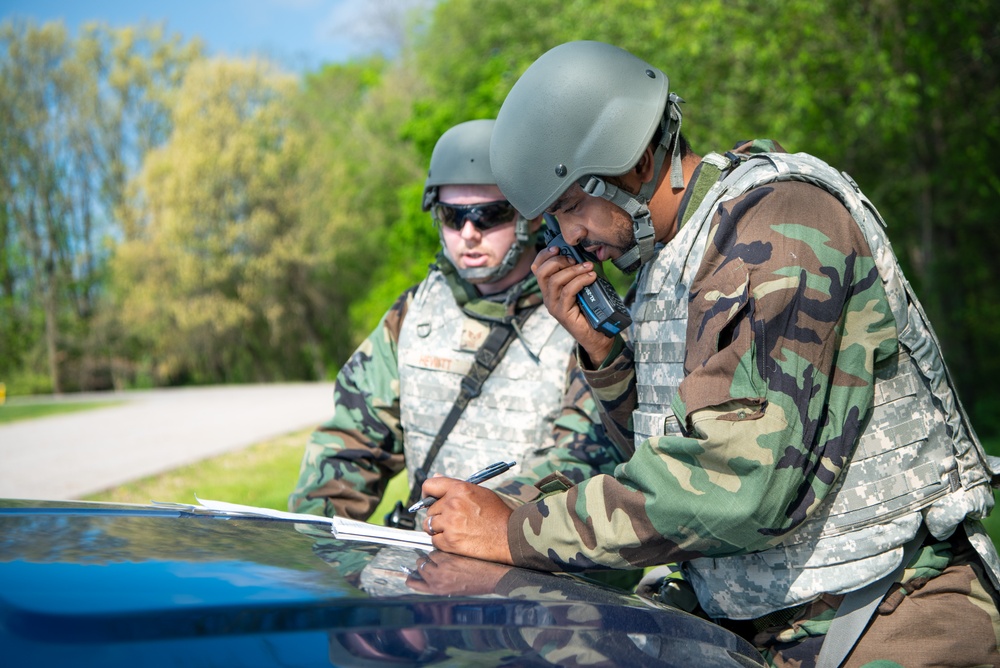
[398,269,575,494]
[631,150,1000,619]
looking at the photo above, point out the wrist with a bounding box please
[579,336,615,370]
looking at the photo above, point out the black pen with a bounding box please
[407,460,516,513]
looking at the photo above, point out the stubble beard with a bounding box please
[595,223,641,274]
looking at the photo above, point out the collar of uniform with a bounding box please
[434,250,543,324]
[731,138,786,155]
[675,160,710,231]
[675,139,788,230]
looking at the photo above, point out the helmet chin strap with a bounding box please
[578,93,684,273]
[440,215,533,285]
[580,178,656,273]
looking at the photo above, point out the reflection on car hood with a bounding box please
[0,499,765,667]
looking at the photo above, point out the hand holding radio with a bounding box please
[540,215,631,338]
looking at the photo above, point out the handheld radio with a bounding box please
[541,214,631,337]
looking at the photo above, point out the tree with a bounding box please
[5,1,997,436]
[290,55,428,363]
[0,19,200,392]
[404,0,1000,434]
[114,57,322,384]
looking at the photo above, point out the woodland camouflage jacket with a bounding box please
[288,252,623,520]
[506,141,905,571]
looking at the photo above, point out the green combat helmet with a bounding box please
[422,119,532,284]
[490,41,684,272]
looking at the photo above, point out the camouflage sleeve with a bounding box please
[579,336,637,458]
[493,357,626,505]
[288,286,418,520]
[507,181,899,571]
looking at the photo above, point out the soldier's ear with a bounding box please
[635,146,655,183]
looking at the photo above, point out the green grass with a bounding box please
[83,429,1000,550]
[21,395,999,549]
[0,401,122,424]
[85,428,314,511]
[84,428,410,524]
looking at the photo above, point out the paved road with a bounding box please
[0,382,335,500]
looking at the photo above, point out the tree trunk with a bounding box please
[42,266,62,394]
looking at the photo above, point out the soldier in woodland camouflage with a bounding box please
[420,42,1000,666]
[288,120,622,531]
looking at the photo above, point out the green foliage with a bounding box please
[2,367,53,397]
[112,58,316,384]
[3,3,1000,594]
[288,57,426,360]
[348,182,440,338]
[3,2,1000,442]
[411,0,1000,436]
[0,19,201,392]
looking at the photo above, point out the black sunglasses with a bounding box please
[431,200,518,231]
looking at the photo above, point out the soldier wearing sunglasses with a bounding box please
[290,120,624,544]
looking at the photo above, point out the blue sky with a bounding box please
[0,0,434,71]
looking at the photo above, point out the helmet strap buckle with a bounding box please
[581,175,607,198]
[422,186,438,211]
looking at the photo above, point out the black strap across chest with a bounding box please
[405,304,539,507]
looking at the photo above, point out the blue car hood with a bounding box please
[0,499,765,667]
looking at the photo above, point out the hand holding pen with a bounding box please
[408,460,516,513]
